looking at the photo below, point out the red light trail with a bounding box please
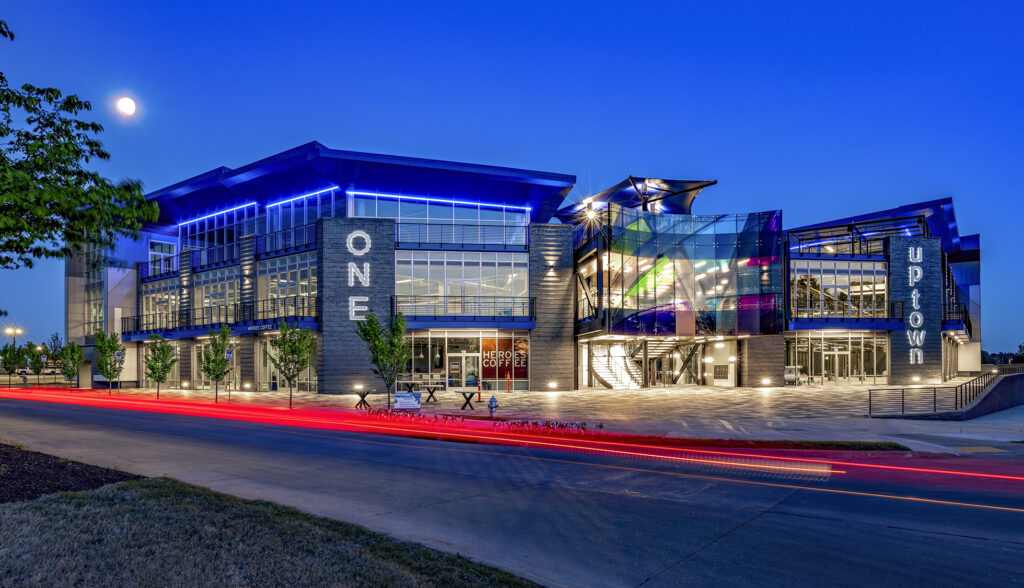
[2,387,1023,485]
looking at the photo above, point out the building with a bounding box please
[64,142,981,393]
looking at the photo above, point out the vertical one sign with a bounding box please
[347,230,371,320]
[907,246,925,365]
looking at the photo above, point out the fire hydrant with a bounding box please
[488,396,499,418]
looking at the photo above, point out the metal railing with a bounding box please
[393,295,535,318]
[395,223,528,248]
[140,257,178,280]
[258,223,317,256]
[192,243,239,269]
[122,296,317,333]
[790,301,904,322]
[788,235,886,257]
[868,366,1022,415]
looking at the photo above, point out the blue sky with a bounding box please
[1,1,1021,350]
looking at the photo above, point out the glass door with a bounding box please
[447,355,464,387]
[446,353,481,387]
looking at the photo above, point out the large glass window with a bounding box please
[264,188,339,234]
[257,252,318,301]
[398,331,530,391]
[784,330,888,385]
[140,278,180,330]
[576,205,783,337]
[789,260,888,319]
[178,204,257,250]
[395,251,528,298]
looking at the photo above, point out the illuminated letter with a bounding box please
[908,311,924,328]
[907,330,926,346]
[346,230,372,256]
[908,247,922,263]
[908,266,923,287]
[911,289,921,310]
[909,348,923,364]
[348,262,370,287]
[349,296,369,321]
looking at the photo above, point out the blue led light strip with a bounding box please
[178,202,258,226]
[266,186,339,208]
[346,190,531,212]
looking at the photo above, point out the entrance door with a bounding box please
[447,354,481,387]
[823,351,851,383]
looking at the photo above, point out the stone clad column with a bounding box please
[317,217,396,394]
[887,236,943,385]
[238,234,257,389]
[528,224,575,390]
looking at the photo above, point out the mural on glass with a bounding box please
[577,204,784,336]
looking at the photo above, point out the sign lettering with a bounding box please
[907,246,926,365]
[347,230,371,320]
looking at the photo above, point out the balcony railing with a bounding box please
[140,257,178,280]
[395,223,528,249]
[789,301,904,322]
[121,296,317,334]
[943,301,973,339]
[192,243,239,270]
[257,223,317,256]
[788,235,886,257]
[393,295,535,319]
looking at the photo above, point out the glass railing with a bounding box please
[121,296,318,333]
[395,223,528,248]
[393,295,534,318]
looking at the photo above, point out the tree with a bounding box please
[145,334,177,399]
[200,324,232,403]
[355,311,410,410]
[267,320,317,409]
[56,342,83,387]
[0,20,158,316]
[1,342,23,387]
[94,330,125,394]
[23,341,45,385]
[47,332,63,365]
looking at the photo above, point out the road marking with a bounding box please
[951,446,1007,453]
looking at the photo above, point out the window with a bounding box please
[789,260,887,318]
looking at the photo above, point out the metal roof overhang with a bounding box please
[553,177,717,221]
[144,142,576,227]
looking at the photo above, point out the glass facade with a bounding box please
[785,330,889,385]
[178,204,258,250]
[401,330,530,390]
[349,192,528,226]
[789,260,888,318]
[260,336,319,392]
[192,337,242,390]
[395,251,528,298]
[264,188,339,233]
[577,204,784,336]
[140,278,180,330]
[257,252,318,301]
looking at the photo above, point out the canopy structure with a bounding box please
[553,176,717,221]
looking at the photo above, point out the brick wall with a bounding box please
[317,217,396,394]
[740,334,785,386]
[528,224,576,390]
[887,236,943,385]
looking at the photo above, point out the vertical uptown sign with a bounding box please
[907,246,925,365]
[346,230,371,321]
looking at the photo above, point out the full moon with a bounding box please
[116,96,137,116]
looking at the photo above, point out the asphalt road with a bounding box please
[1,398,1022,587]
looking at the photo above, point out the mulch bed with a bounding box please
[0,443,141,503]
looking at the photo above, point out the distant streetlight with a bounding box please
[4,327,23,346]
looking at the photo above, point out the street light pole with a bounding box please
[4,327,23,347]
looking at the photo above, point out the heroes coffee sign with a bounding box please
[482,338,527,379]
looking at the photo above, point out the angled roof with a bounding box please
[146,142,576,225]
[788,197,971,255]
[553,176,717,220]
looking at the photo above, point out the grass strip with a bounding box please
[0,477,534,587]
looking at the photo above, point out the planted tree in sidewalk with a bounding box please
[23,342,45,385]
[355,311,410,410]
[267,320,317,409]
[47,333,63,366]
[145,334,177,399]
[1,343,23,387]
[94,330,125,394]
[200,324,232,403]
[56,342,84,387]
